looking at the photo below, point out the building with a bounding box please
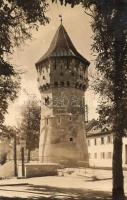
[35,23,90,167]
[86,119,127,168]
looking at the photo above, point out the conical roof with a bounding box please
[35,24,90,66]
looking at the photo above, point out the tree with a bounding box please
[53,0,127,199]
[19,98,41,162]
[0,0,49,132]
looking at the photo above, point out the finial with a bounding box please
[59,15,62,25]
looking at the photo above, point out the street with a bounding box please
[0,168,126,199]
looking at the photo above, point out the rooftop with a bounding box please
[35,24,90,66]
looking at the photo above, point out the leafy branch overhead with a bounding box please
[0,0,49,131]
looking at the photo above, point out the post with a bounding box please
[14,134,17,177]
[21,147,25,177]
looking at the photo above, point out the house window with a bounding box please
[94,138,97,145]
[101,137,104,145]
[101,152,105,159]
[107,152,112,159]
[94,153,97,159]
[46,118,48,125]
[43,76,45,80]
[88,140,90,146]
[107,136,111,144]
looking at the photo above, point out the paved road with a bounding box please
[0,168,126,199]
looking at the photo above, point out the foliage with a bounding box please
[0,74,20,131]
[53,1,127,199]
[54,0,127,135]
[19,98,41,151]
[0,0,49,132]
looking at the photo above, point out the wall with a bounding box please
[37,57,89,167]
[87,134,127,168]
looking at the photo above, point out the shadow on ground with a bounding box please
[0,184,112,200]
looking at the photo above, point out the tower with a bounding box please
[35,24,90,167]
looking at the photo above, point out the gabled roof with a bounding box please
[86,119,111,137]
[35,24,90,66]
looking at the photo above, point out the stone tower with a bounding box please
[35,24,90,167]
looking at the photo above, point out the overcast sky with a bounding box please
[5,2,98,126]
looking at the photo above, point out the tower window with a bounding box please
[75,82,79,88]
[45,96,49,105]
[80,75,83,79]
[54,82,58,87]
[69,138,73,142]
[67,81,70,87]
[58,117,61,124]
[60,81,64,87]
[82,85,86,90]
[71,72,74,76]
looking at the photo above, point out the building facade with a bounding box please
[35,24,90,167]
[86,120,127,168]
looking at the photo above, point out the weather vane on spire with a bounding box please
[59,15,62,25]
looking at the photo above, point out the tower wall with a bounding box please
[37,57,89,167]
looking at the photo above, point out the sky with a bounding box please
[5,2,98,126]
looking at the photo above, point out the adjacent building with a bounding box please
[86,119,127,168]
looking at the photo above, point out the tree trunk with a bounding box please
[112,135,125,200]
[27,149,31,163]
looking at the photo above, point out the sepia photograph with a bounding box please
[0,0,127,200]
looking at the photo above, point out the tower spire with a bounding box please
[59,14,62,25]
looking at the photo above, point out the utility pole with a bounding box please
[14,134,17,177]
[21,147,25,177]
